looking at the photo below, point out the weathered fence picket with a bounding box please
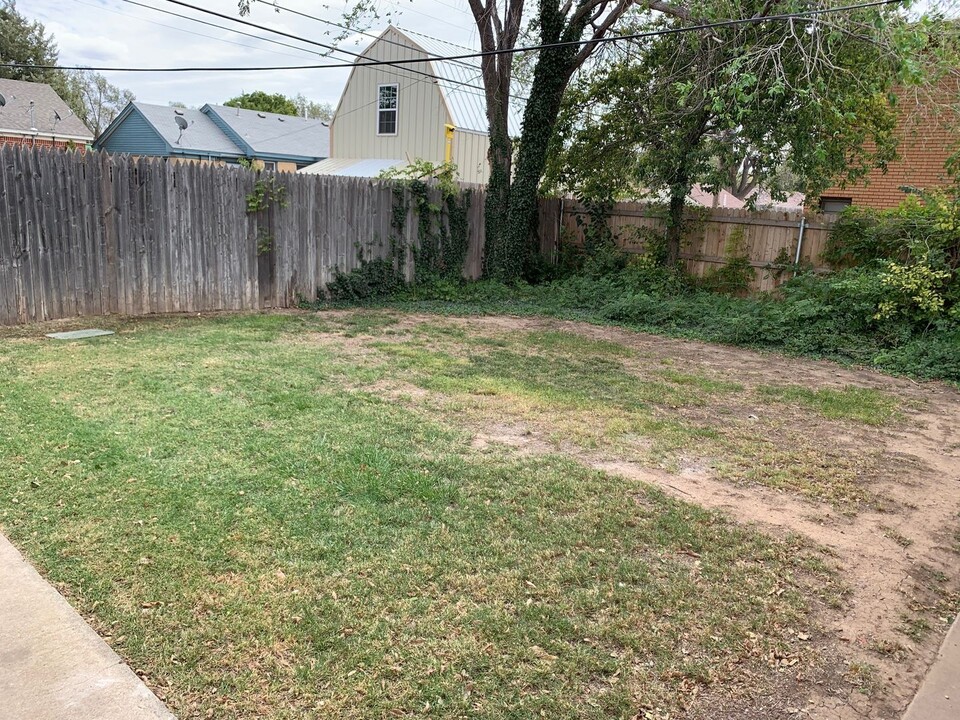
[550,200,838,292]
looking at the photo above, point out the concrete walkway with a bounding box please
[902,613,960,720]
[0,533,175,720]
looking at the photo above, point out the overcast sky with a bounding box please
[25,0,482,108]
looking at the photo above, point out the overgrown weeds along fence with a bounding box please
[1,146,838,325]
[541,199,838,292]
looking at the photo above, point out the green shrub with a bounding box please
[327,258,406,301]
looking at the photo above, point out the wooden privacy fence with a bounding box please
[540,199,839,292]
[0,146,485,325]
[1,146,843,326]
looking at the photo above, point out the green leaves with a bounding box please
[224,91,299,117]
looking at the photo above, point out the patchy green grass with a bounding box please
[756,385,900,426]
[845,661,882,696]
[363,317,896,508]
[0,313,843,719]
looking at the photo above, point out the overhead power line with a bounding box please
[105,0,501,104]
[115,0,329,60]
[256,0,483,74]
[163,0,502,99]
[252,0,528,101]
[7,0,905,73]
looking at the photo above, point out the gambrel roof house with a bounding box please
[0,78,94,149]
[94,102,329,172]
[301,26,521,184]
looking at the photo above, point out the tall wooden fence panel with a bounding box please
[0,146,487,325]
[545,200,839,292]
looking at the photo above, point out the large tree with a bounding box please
[0,1,64,90]
[224,90,300,116]
[62,69,136,136]
[240,1,931,280]
[293,93,333,121]
[545,6,924,264]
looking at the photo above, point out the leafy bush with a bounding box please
[327,258,406,301]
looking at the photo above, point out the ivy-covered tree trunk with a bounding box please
[482,111,514,278]
[664,113,710,267]
[665,186,687,267]
[488,0,592,281]
[500,47,575,279]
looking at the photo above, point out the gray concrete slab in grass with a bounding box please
[902,614,960,720]
[45,329,115,340]
[0,533,175,720]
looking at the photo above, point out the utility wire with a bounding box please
[254,0,528,101]
[8,0,905,73]
[164,0,500,99]
[106,0,501,103]
[116,0,330,59]
[256,0,483,75]
[395,25,480,53]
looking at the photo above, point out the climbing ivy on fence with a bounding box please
[244,172,289,255]
[327,161,472,300]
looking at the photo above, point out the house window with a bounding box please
[819,196,852,213]
[262,160,277,172]
[377,84,398,135]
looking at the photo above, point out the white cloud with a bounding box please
[26,0,482,108]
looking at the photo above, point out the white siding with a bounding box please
[331,28,450,165]
[451,128,489,185]
[331,27,492,184]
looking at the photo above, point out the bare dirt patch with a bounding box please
[312,310,960,719]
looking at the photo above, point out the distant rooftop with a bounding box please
[0,78,93,140]
[299,157,408,177]
[132,103,243,157]
[202,104,330,160]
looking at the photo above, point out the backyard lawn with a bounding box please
[1,310,957,719]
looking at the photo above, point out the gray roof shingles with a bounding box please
[133,102,244,156]
[0,78,93,140]
[203,104,329,160]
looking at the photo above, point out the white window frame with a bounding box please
[377,83,399,136]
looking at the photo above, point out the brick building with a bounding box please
[819,81,959,211]
[0,78,94,150]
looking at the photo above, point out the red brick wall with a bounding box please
[0,135,88,151]
[820,83,959,210]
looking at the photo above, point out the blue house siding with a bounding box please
[95,102,327,166]
[94,107,169,156]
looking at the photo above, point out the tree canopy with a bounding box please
[0,0,59,86]
[293,93,333,121]
[240,1,946,280]
[64,69,136,136]
[543,6,937,262]
[224,91,300,116]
